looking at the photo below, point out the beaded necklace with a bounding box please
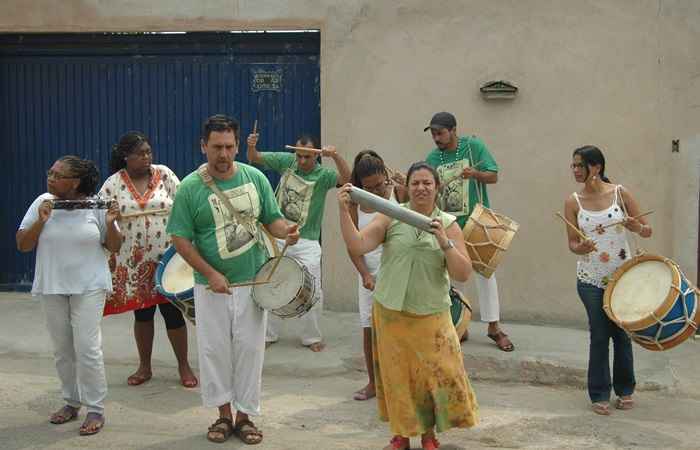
[438,137,471,166]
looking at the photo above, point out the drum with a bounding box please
[462,203,519,278]
[154,227,280,326]
[155,246,196,325]
[252,256,317,318]
[603,254,699,351]
[450,287,472,342]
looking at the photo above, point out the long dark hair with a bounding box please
[573,145,611,183]
[351,150,389,187]
[109,131,149,175]
[58,155,100,196]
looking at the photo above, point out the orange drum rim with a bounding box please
[603,254,682,332]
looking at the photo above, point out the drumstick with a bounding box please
[205,279,271,291]
[121,208,170,219]
[555,212,589,241]
[253,119,258,134]
[601,210,654,230]
[285,145,323,153]
[265,242,290,282]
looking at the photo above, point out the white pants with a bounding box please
[266,238,323,346]
[357,259,381,329]
[40,290,107,414]
[194,284,266,414]
[454,272,501,323]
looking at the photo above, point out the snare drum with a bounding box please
[154,227,280,326]
[252,256,317,318]
[603,254,699,351]
[462,203,519,278]
[450,287,472,342]
[155,246,196,325]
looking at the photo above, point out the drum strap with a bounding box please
[196,164,253,227]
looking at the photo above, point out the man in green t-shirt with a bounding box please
[424,111,514,352]
[167,115,299,444]
[247,132,351,352]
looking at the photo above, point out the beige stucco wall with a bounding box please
[2,0,698,326]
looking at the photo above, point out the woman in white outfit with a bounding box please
[346,150,406,401]
[16,155,122,435]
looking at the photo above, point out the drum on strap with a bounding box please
[603,254,699,351]
[154,227,280,326]
[462,203,519,278]
[450,286,472,342]
[252,256,317,318]
[155,246,196,325]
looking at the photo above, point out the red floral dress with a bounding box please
[98,165,180,315]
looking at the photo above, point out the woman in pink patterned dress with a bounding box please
[100,131,197,388]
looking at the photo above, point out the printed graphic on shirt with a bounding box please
[209,183,261,259]
[277,171,314,228]
[437,160,470,216]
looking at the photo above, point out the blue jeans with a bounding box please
[577,280,635,403]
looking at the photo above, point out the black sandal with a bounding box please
[234,419,263,445]
[207,417,235,443]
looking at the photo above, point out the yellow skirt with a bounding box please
[372,301,479,437]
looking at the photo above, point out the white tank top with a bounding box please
[357,189,396,273]
[574,185,631,288]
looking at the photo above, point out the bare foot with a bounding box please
[127,367,152,386]
[178,364,198,388]
[308,341,326,352]
[353,385,376,401]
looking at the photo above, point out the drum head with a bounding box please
[610,259,673,323]
[252,257,304,310]
[157,247,194,297]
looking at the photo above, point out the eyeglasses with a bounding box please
[47,170,76,180]
[570,163,586,170]
[127,149,153,159]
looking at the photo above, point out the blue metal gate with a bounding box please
[0,32,320,288]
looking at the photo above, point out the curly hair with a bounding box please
[109,131,150,175]
[58,155,100,196]
[350,149,389,187]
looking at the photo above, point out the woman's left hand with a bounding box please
[430,219,449,248]
[106,201,121,224]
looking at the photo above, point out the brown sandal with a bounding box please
[615,397,634,410]
[488,331,514,352]
[79,412,105,436]
[592,402,611,416]
[49,405,79,424]
[234,419,263,445]
[207,417,235,443]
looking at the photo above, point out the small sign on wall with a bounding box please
[251,68,283,92]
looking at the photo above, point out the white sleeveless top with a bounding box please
[357,189,396,273]
[574,185,631,288]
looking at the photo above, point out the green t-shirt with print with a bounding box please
[166,163,283,285]
[426,136,499,228]
[258,152,338,241]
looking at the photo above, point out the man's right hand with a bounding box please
[247,133,259,151]
[207,271,232,294]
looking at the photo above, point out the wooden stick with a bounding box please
[265,242,290,282]
[253,119,258,134]
[206,279,271,291]
[601,210,654,229]
[120,208,170,219]
[555,212,588,241]
[285,145,323,153]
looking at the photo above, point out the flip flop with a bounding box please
[79,412,105,436]
[615,397,634,410]
[49,405,79,424]
[592,402,611,416]
[307,342,326,352]
[487,331,514,352]
[127,372,152,386]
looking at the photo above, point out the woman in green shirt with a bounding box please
[338,162,479,450]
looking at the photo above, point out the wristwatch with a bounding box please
[441,239,455,251]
